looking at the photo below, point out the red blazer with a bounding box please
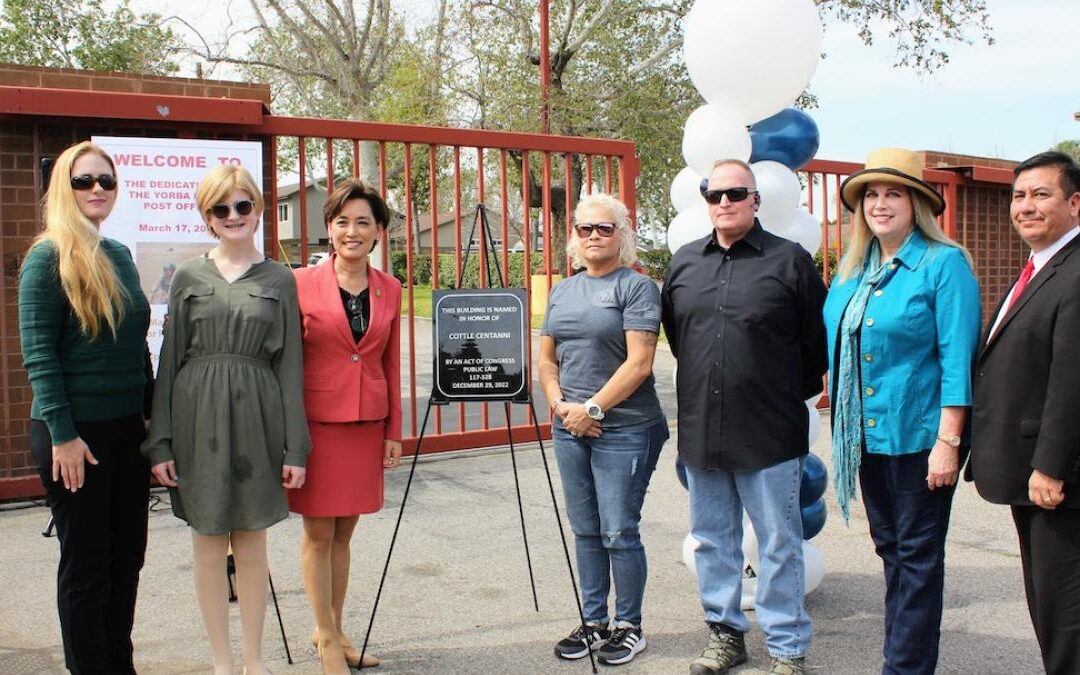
[294,255,402,441]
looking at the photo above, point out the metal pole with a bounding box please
[539,0,551,134]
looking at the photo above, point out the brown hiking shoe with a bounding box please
[689,624,747,674]
[768,655,806,674]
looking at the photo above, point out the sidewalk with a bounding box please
[0,418,1040,674]
[0,336,1041,673]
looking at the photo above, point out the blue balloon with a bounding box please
[749,108,820,170]
[675,456,688,491]
[801,498,827,540]
[800,453,828,507]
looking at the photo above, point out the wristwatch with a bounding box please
[937,434,961,448]
[584,398,605,421]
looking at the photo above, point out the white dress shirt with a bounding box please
[988,226,1080,341]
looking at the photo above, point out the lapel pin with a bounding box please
[375,289,381,298]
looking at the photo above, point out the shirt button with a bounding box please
[720,280,728,285]
[864,353,873,362]
[716,333,722,339]
[724,255,731,261]
[865,318,875,327]
[865,387,875,396]
[873,290,883,297]
[890,262,898,270]
[714,361,720,367]
[718,306,724,311]
[867,418,877,428]
[351,354,360,362]
[713,389,720,395]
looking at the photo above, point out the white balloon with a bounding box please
[667,205,713,254]
[741,512,759,568]
[803,541,825,594]
[671,166,705,213]
[740,573,758,611]
[752,160,801,233]
[807,400,822,446]
[777,208,822,256]
[683,0,823,124]
[681,104,752,178]
[682,532,700,577]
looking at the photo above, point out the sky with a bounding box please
[135,0,1079,165]
[810,0,1079,162]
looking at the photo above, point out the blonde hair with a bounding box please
[566,193,637,269]
[195,165,264,238]
[838,185,973,280]
[30,141,126,340]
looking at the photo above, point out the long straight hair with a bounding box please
[30,141,126,340]
[838,187,973,280]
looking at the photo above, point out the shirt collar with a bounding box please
[703,219,765,254]
[1031,226,1080,273]
[884,229,928,270]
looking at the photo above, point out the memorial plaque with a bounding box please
[432,288,529,403]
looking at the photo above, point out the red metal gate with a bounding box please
[0,83,638,498]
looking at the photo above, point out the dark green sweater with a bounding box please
[19,237,152,444]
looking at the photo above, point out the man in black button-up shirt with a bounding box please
[662,159,827,674]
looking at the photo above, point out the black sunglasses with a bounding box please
[70,174,118,191]
[701,187,758,204]
[574,222,616,238]
[346,296,367,336]
[209,200,255,219]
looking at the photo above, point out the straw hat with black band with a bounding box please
[840,148,945,216]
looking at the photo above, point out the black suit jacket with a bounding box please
[969,235,1080,508]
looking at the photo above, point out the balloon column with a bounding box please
[667,0,825,258]
[681,399,829,609]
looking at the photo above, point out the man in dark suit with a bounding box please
[970,151,1080,674]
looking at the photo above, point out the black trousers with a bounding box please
[1012,505,1080,675]
[31,415,150,675]
[860,449,956,675]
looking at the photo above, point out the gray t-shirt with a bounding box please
[541,266,664,429]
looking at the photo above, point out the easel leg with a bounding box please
[529,401,598,673]
[505,401,539,611]
[359,400,435,668]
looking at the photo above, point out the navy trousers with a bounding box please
[859,448,955,675]
[31,415,149,675]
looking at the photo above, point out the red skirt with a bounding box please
[288,420,385,517]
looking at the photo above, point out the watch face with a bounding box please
[587,404,602,419]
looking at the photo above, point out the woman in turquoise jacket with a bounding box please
[823,148,981,675]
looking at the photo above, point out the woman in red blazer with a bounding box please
[289,179,402,673]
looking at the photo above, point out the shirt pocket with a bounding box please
[181,284,216,325]
[241,286,280,327]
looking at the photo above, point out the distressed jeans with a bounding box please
[686,456,812,658]
[554,419,668,626]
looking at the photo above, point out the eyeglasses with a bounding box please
[346,295,367,336]
[209,200,255,219]
[70,174,117,191]
[701,187,758,204]
[574,222,616,238]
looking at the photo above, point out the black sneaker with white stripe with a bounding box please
[597,622,646,665]
[555,623,611,660]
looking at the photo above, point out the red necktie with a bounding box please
[1007,258,1035,312]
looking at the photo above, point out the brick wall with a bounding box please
[956,183,1026,326]
[0,66,273,496]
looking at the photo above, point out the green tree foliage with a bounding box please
[1053,140,1080,164]
[0,0,180,75]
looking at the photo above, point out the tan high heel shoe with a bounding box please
[312,627,381,668]
[316,633,350,675]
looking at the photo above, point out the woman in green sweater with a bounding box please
[19,141,152,674]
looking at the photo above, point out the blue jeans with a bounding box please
[860,449,955,675]
[554,419,668,626]
[686,456,811,658]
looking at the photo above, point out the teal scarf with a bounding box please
[833,238,902,522]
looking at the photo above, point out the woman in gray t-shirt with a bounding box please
[539,193,669,666]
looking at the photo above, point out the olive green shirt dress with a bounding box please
[143,255,311,534]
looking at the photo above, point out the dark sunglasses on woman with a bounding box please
[210,200,255,219]
[701,187,758,204]
[575,222,616,238]
[70,174,118,191]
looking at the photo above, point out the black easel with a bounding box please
[359,205,597,673]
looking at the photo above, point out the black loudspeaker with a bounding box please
[40,156,55,191]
